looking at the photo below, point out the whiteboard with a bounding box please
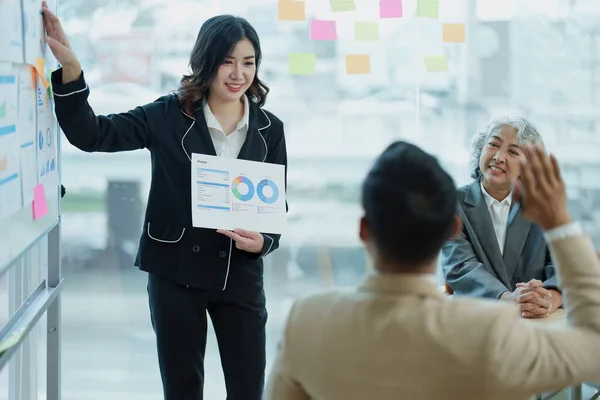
[0,0,60,276]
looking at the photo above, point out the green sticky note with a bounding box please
[355,22,379,41]
[330,0,356,12]
[424,55,449,72]
[289,53,316,75]
[416,0,439,19]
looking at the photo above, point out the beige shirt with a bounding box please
[203,95,249,158]
[266,224,600,400]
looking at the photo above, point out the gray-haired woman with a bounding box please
[442,116,562,319]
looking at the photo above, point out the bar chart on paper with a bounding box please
[0,72,23,219]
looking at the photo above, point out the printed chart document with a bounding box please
[0,0,24,63]
[191,153,286,234]
[17,66,38,206]
[23,0,46,65]
[0,71,23,219]
[36,75,58,188]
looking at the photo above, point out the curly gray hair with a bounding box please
[470,116,544,179]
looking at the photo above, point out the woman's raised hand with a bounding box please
[42,1,81,82]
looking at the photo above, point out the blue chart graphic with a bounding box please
[38,130,43,149]
[231,176,255,202]
[257,179,279,205]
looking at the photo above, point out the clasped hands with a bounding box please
[501,279,561,319]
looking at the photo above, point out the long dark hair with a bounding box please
[178,15,269,115]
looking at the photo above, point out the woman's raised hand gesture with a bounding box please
[42,1,81,83]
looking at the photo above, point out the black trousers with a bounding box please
[147,273,267,400]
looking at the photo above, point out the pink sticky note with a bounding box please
[32,184,48,220]
[310,20,337,40]
[379,0,403,18]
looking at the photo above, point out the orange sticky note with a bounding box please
[345,55,371,74]
[278,1,305,21]
[33,184,48,220]
[35,58,50,89]
[29,66,38,87]
[443,23,466,43]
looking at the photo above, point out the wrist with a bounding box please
[540,213,572,231]
[61,64,82,84]
[550,290,562,308]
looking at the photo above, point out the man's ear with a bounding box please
[449,214,463,240]
[359,216,369,243]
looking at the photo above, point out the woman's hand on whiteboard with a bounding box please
[216,229,264,254]
[42,1,81,82]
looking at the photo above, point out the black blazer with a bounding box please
[51,68,288,290]
[441,179,558,299]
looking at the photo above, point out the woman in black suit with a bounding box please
[43,2,287,399]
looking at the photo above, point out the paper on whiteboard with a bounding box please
[191,153,287,234]
[0,72,23,219]
[23,0,46,65]
[18,67,38,206]
[0,0,25,63]
[36,76,57,188]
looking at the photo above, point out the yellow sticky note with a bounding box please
[424,55,449,72]
[278,1,305,21]
[330,0,356,12]
[416,0,439,19]
[443,23,465,43]
[289,53,316,75]
[355,22,379,41]
[345,55,371,74]
[35,57,50,89]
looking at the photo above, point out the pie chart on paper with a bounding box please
[231,176,255,202]
[257,179,279,205]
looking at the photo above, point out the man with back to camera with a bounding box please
[265,141,600,400]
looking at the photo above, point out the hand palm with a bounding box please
[42,1,79,67]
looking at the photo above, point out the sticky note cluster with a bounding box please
[289,54,372,75]
[279,0,461,76]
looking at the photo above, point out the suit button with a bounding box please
[192,245,200,253]
[219,251,227,259]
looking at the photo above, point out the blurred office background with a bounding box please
[3,0,600,398]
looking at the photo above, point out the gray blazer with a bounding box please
[441,179,558,299]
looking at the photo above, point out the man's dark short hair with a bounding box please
[362,141,457,265]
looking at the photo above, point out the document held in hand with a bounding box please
[191,153,286,234]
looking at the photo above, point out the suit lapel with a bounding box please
[463,180,511,286]
[181,99,269,162]
[182,108,217,159]
[237,102,269,163]
[502,205,531,281]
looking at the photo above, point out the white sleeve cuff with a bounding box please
[543,222,583,243]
